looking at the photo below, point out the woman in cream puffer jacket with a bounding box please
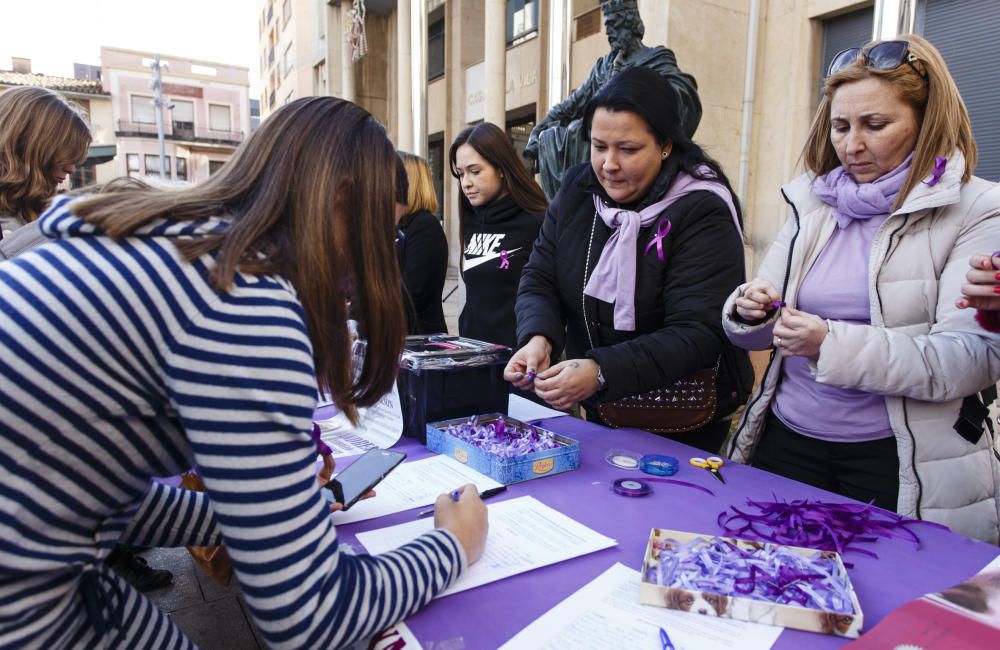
[723,148,1000,543]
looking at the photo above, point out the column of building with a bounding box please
[483,0,507,127]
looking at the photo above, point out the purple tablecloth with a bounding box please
[337,416,999,649]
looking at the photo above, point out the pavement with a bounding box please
[143,272,465,649]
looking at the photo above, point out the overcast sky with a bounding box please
[0,0,261,95]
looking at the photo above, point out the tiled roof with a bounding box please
[0,71,108,95]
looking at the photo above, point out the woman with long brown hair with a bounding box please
[0,86,90,236]
[450,122,547,347]
[0,96,487,649]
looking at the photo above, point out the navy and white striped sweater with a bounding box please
[0,195,464,648]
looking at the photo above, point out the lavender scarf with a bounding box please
[584,169,742,331]
[812,154,913,229]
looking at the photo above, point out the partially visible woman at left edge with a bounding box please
[0,97,487,649]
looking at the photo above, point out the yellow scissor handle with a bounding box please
[690,456,724,469]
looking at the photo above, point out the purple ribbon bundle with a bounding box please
[445,416,559,458]
[717,497,946,563]
[650,536,855,614]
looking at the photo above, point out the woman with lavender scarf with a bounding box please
[723,35,1000,544]
[509,67,752,454]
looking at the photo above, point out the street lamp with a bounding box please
[147,55,171,180]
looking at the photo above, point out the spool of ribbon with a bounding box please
[606,448,642,470]
[613,478,652,497]
[639,454,679,476]
[643,216,672,262]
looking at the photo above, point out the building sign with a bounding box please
[465,62,485,123]
[163,83,203,98]
[464,49,539,124]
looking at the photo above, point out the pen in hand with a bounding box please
[417,485,507,518]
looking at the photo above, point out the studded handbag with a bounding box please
[597,359,719,434]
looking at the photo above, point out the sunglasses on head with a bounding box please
[827,40,927,79]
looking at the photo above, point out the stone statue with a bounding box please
[524,0,702,198]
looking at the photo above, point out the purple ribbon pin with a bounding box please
[498,250,510,270]
[643,216,671,262]
[311,423,332,457]
[924,155,947,187]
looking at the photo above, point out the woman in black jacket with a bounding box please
[450,123,548,348]
[506,67,753,453]
[396,151,449,334]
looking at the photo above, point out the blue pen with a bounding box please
[659,627,675,650]
[417,486,507,518]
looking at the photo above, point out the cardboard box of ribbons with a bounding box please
[426,414,580,484]
[640,528,863,638]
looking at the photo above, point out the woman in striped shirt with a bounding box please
[0,96,488,649]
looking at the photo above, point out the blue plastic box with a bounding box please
[426,414,580,484]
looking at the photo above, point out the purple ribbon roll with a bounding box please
[613,478,652,497]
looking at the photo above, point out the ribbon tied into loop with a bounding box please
[643,216,672,262]
[311,423,332,457]
[498,250,511,270]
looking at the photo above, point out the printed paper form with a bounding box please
[357,496,617,597]
[316,383,404,458]
[330,455,503,524]
[500,563,781,650]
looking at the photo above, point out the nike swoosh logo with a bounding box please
[463,247,522,270]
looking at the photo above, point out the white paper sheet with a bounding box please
[507,394,571,423]
[329,455,503,524]
[357,496,617,597]
[499,562,781,650]
[316,383,404,458]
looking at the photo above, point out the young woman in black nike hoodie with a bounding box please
[450,123,547,348]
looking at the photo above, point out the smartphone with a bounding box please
[326,448,406,510]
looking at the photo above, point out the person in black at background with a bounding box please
[450,123,547,348]
[395,152,448,334]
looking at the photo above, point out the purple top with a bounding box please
[773,215,895,442]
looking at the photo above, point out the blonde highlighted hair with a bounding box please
[0,86,91,221]
[398,151,438,216]
[802,34,976,209]
[70,97,405,423]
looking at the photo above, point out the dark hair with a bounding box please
[449,123,547,271]
[72,97,404,423]
[449,122,547,219]
[583,66,742,225]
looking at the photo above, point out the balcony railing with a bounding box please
[116,120,244,145]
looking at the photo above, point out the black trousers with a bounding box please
[752,410,900,512]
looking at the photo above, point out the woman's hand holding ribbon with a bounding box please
[504,335,552,391]
[735,278,783,321]
[533,359,601,411]
[772,307,828,360]
[956,253,1000,312]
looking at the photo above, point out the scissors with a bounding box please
[690,456,726,484]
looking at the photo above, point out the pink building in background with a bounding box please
[102,47,250,184]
